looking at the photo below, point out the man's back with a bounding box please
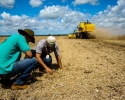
[0,34,30,74]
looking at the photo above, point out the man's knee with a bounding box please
[31,57,38,68]
[32,57,37,62]
[44,58,52,66]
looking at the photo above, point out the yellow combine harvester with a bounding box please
[69,20,95,39]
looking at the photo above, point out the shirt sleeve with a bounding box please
[54,43,60,56]
[35,41,44,54]
[16,36,30,52]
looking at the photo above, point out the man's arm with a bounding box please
[36,53,53,74]
[25,50,33,58]
[54,44,62,69]
[56,55,63,69]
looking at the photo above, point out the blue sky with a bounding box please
[0,0,125,35]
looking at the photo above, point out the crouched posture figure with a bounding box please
[33,36,62,74]
[0,29,37,89]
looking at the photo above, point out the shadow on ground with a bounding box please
[0,63,59,89]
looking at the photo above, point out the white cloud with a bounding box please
[0,4,88,35]
[92,0,125,24]
[0,12,21,26]
[38,5,89,33]
[106,0,125,17]
[91,0,125,34]
[62,11,87,24]
[39,5,69,19]
[0,0,125,35]
[39,5,88,30]
[29,0,44,7]
[72,0,99,5]
[0,12,40,35]
[0,0,15,8]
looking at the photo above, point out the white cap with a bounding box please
[47,36,56,44]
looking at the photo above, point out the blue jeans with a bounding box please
[31,50,52,67]
[6,57,37,85]
[42,55,52,66]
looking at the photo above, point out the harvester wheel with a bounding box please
[80,34,83,39]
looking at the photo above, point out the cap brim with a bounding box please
[47,43,55,48]
[18,29,35,43]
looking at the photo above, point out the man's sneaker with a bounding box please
[11,84,29,90]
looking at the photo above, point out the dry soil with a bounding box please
[0,35,125,100]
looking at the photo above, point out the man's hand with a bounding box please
[25,50,33,58]
[56,56,63,69]
[60,66,63,69]
[45,67,53,74]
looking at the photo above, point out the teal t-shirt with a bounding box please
[0,34,30,74]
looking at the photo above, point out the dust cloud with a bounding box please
[90,28,125,40]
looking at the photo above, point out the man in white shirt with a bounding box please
[34,36,62,74]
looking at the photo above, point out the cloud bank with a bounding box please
[0,0,125,35]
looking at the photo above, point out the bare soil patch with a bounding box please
[0,35,125,100]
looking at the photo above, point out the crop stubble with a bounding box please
[0,36,125,100]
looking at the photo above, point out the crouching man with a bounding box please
[0,29,37,90]
[33,36,62,74]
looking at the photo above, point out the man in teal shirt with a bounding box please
[0,29,37,89]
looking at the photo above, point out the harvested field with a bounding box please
[0,35,125,100]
